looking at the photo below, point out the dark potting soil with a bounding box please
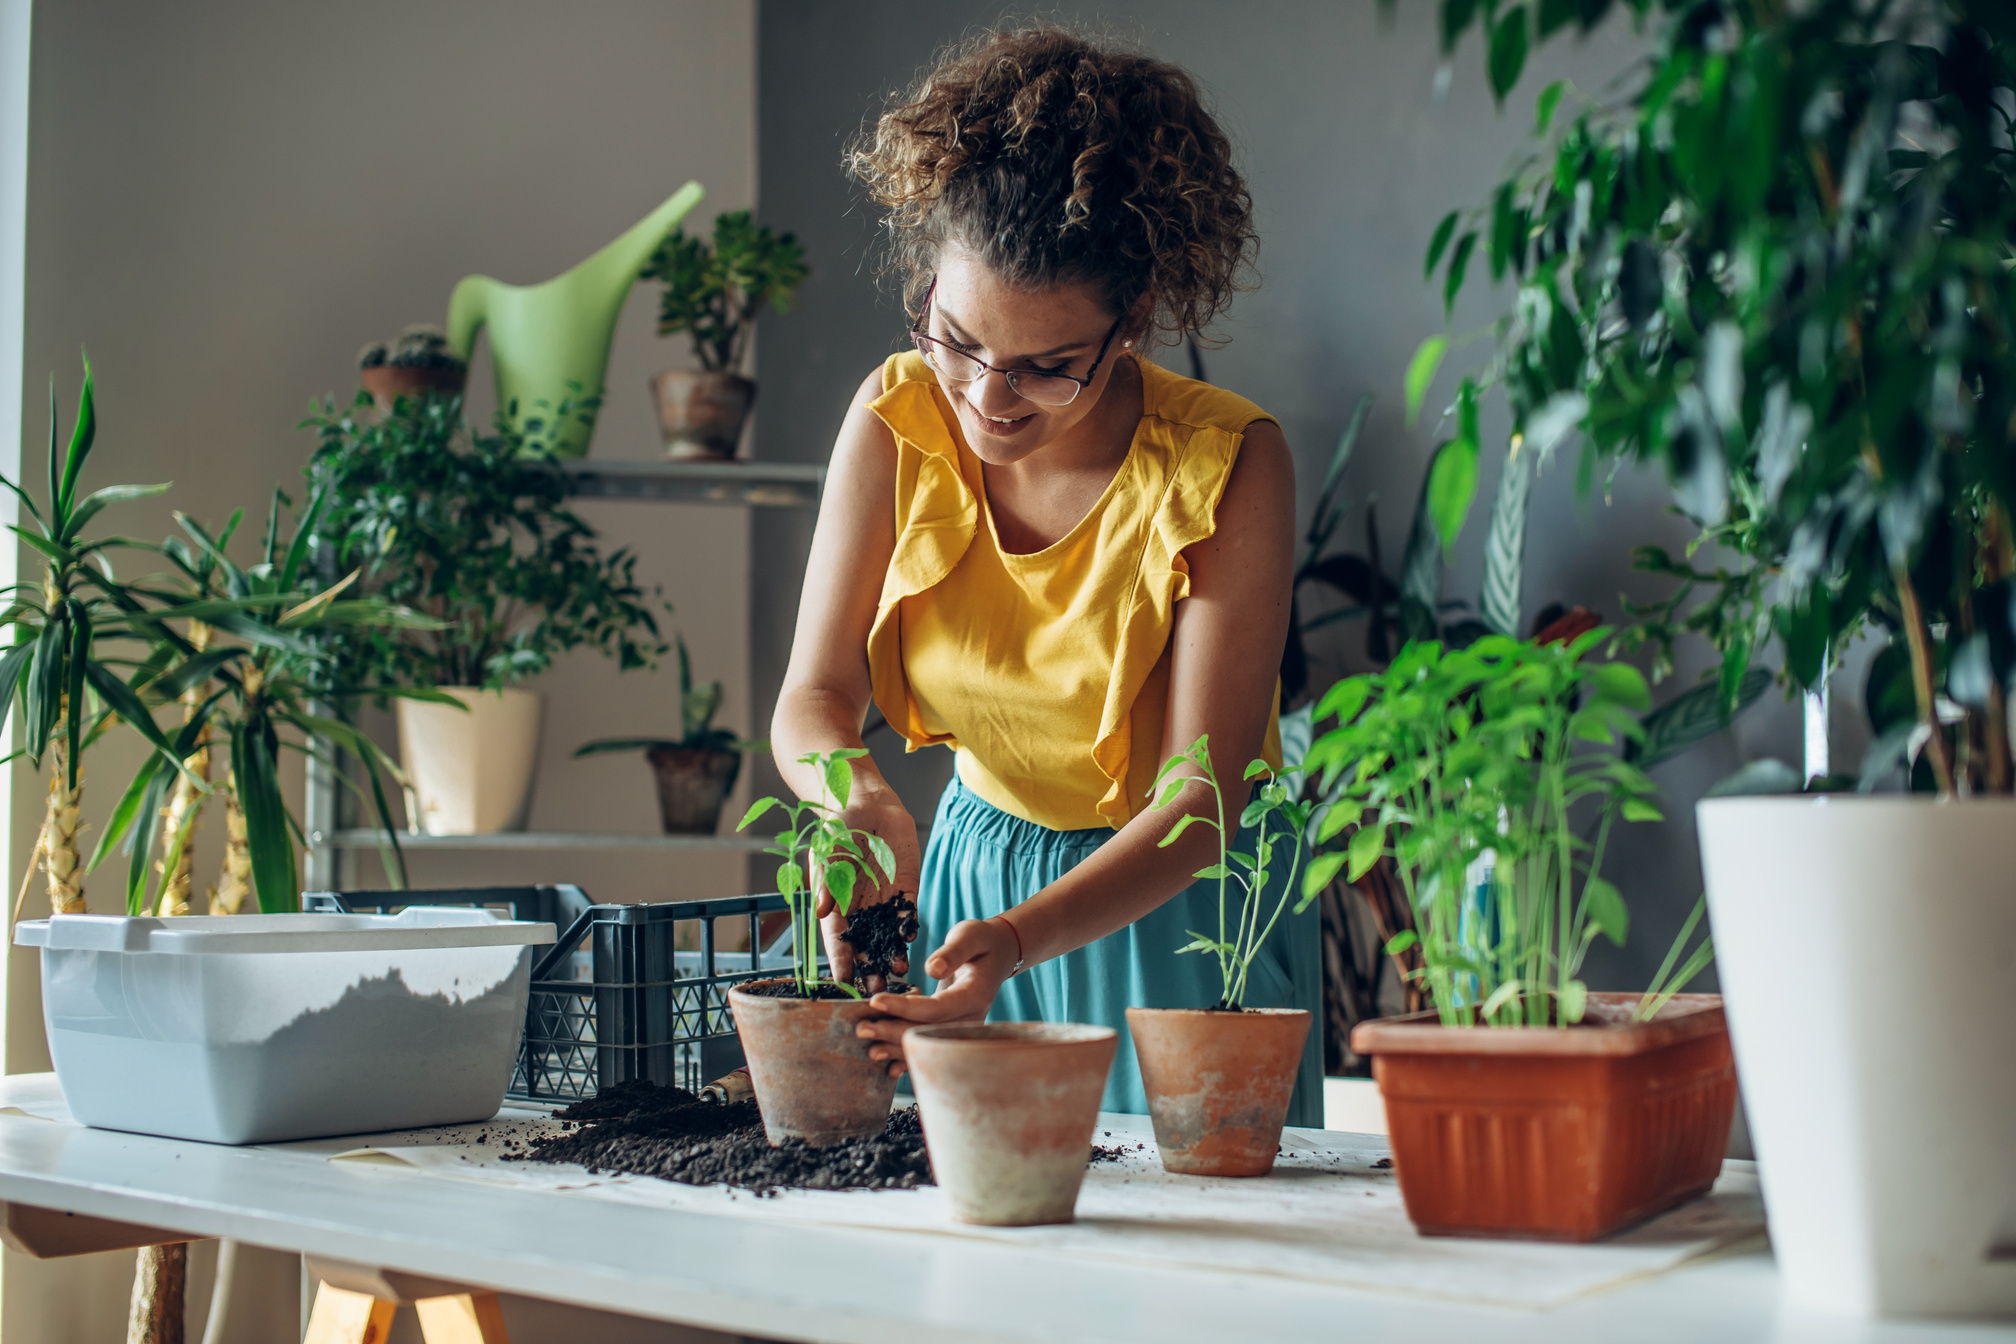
[515,1078,933,1195]
[839,893,919,985]
[740,980,867,1001]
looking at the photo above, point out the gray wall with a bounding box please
[754,1,1846,992]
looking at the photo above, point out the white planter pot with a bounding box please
[396,688,543,835]
[1696,796,2016,1316]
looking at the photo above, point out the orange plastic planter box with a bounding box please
[1349,993,1736,1241]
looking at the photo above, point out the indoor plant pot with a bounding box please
[1125,1006,1310,1177]
[1697,796,2016,1316]
[646,744,741,834]
[1350,993,1736,1241]
[649,369,755,460]
[728,979,896,1146]
[906,1023,1117,1226]
[396,688,543,835]
[360,363,465,410]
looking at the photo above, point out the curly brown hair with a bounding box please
[848,26,1256,344]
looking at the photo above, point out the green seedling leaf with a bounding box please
[864,833,897,886]
[1405,335,1448,428]
[1480,979,1523,1019]
[1620,799,1664,822]
[1346,822,1387,881]
[1193,863,1231,881]
[1159,812,1210,848]
[1559,978,1588,1023]
[1303,850,1347,897]
[1584,876,1628,945]
[1384,929,1420,956]
[1243,759,1272,781]
[738,796,780,830]
[823,755,853,808]
[824,860,856,916]
[1316,800,1364,844]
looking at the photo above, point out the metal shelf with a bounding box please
[560,459,823,507]
[326,829,774,853]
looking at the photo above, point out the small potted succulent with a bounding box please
[730,749,898,1146]
[574,635,761,834]
[1314,633,1729,1241]
[1125,735,1314,1178]
[357,324,466,409]
[640,209,807,460]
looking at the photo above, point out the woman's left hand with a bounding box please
[856,916,1019,1077]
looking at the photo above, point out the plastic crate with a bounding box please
[304,886,794,1103]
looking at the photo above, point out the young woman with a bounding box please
[770,26,1320,1122]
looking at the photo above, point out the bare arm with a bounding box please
[861,419,1296,1064]
[770,369,921,984]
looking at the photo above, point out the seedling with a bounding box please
[738,748,895,998]
[1148,735,1313,1011]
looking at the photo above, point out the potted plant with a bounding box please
[1315,633,1728,1241]
[640,209,807,460]
[1125,735,1314,1178]
[303,389,669,834]
[357,324,466,410]
[573,635,759,833]
[1421,0,2015,1308]
[730,749,897,1146]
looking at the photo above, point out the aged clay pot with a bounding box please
[728,979,895,1146]
[646,746,740,834]
[1126,1007,1310,1177]
[906,1023,1117,1226]
[1350,993,1736,1241]
[361,364,465,410]
[650,369,755,459]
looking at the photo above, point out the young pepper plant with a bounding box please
[738,748,895,998]
[1148,734,1314,1011]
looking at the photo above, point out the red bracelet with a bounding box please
[992,911,1027,976]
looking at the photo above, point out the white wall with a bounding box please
[8,2,755,1339]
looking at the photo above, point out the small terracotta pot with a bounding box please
[650,369,755,459]
[728,979,896,1146]
[645,746,740,834]
[1126,1007,1311,1177]
[361,364,465,410]
[1350,993,1736,1241]
[906,1023,1118,1226]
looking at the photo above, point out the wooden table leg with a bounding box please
[303,1283,397,1344]
[414,1291,511,1343]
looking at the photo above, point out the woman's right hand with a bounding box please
[856,916,1021,1077]
[817,784,922,990]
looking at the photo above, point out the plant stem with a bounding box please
[1895,565,1958,796]
[156,625,213,917]
[211,771,252,915]
[43,697,84,916]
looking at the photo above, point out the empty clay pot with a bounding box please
[361,363,465,411]
[646,746,740,834]
[1126,1007,1311,1177]
[728,979,896,1146]
[650,369,755,459]
[395,688,542,834]
[906,1023,1118,1226]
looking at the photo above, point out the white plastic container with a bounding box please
[15,908,555,1145]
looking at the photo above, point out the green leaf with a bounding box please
[1424,211,1459,281]
[1346,822,1387,881]
[1438,0,1479,53]
[1631,669,1771,767]
[1384,929,1420,956]
[1443,231,1478,316]
[233,721,299,913]
[1303,850,1347,898]
[1589,661,1651,711]
[1487,4,1531,104]
[1583,877,1628,945]
[1316,799,1363,844]
[1536,78,1565,132]
[1315,677,1371,725]
[124,762,174,915]
[738,796,781,830]
[1559,978,1588,1023]
[864,833,897,886]
[88,750,166,876]
[1404,335,1448,428]
[1480,442,1532,636]
[1480,979,1523,1019]
[1159,812,1211,848]
[1193,863,1231,880]
[1620,799,1664,822]
[823,754,853,809]
[824,859,856,916]
[1427,434,1481,556]
[1242,759,1272,781]
[57,354,96,523]
[66,482,169,540]
[82,659,194,785]
[149,647,242,701]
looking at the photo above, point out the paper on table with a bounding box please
[328,1115,1765,1310]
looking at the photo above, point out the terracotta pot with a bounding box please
[906,1023,1117,1226]
[649,369,755,460]
[645,746,740,834]
[728,979,896,1146]
[395,688,542,835]
[361,364,465,410]
[1126,1007,1310,1177]
[1350,993,1736,1242]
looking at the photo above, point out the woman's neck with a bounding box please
[982,356,1145,555]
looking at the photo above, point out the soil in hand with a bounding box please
[839,893,918,986]
[519,1079,932,1194]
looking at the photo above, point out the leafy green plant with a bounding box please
[737,749,895,998]
[642,210,808,374]
[303,389,668,691]
[574,634,760,759]
[358,324,464,373]
[1303,632,1711,1025]
[1147,735,1314,1011]
[1417,0,2016,796]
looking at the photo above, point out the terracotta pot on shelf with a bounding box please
[1350,993,1736,1242]
[361,364,465,411]
[650,369,755,460]
[728,979,895,1146]
[906,1023,1117,1226]
[1125,1007,1310,1177]
[395,688,542,835]
[646,746,740,834]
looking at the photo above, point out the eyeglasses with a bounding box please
[909,279,1124,408]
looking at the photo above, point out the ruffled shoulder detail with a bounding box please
[866,352,977,750]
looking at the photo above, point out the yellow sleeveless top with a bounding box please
[865,351,1283,832]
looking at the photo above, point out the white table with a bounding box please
[0,1073,2008,1344]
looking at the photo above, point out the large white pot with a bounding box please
[1696,796,2016,1316]
[396,688,543,834]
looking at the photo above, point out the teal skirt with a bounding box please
[914,774,1323,1126]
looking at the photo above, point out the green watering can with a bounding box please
[448,180,705,459]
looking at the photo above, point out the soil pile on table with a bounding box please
[516,1079,933,1194]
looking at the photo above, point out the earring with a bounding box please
[1124,339,1134,347]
